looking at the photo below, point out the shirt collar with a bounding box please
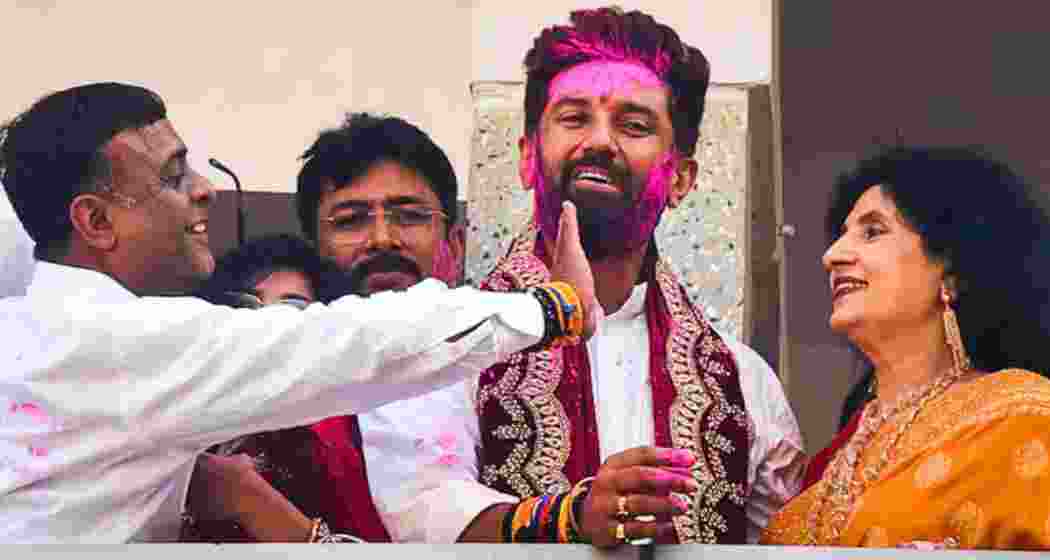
[27,260,137,304]
[604,282,648,322]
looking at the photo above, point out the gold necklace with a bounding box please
[804,366,967,545]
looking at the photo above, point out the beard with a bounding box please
[317,251,423,301]
[530,141,677,260]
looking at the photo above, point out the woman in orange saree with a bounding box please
[762,147,1050,550]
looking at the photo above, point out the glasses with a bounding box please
[321,206,448,245]
[223,291,312,310]
[99,171,199,208]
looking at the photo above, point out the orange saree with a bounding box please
[762,369,1050,550]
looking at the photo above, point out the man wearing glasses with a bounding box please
[176,113,485,541]
[0,84,597,542]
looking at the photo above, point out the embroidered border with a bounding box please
[658,259,749,543]
[479,229,572,496]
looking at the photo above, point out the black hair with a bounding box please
[0,82,166,259]
[195,234,328,305]
[295,112,458,242]
[522,6,710,156]
[827,146,1050,377]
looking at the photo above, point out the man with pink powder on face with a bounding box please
[367,7,805,547]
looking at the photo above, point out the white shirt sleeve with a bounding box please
[0,192,35,298]
[13,275,543,451]
[719,334,808,543]
[360,379,517,543]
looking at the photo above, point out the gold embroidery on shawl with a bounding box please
[478,228,571,496]
[657,259,749,543]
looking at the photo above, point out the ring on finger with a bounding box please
[614,522,627,543]
[615,495,630,521]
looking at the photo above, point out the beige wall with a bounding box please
[1,2,476,198]
[1,1,770,204]
[472,0,772,83]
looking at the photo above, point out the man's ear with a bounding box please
[69,194,117,251]
[448,221,466,265]
[518,135,535,191]
[667,158,699,209]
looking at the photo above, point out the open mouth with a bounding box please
[572,166,619,193]
[188,221,208,235]
[831,276,867,302]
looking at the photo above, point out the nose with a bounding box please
[364,211,402,250]
[577,115,616,156]
[822,233,855,272]
[189,170,215,206]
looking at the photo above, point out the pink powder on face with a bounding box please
[529,139,677,255]
[430,238,460,286]
[548,60,665,107]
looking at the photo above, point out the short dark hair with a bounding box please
[827,146,1050,376]
[0,82,166,259]
[295,112,458,242]
[522,6,710,156]
[195,234,328,305]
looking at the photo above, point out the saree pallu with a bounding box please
[762,369,1050,550]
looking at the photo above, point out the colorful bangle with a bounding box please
[546,281,583,340]
[500,485,592,544]
[527,282,585,350]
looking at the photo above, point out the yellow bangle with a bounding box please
[544,281,584,344]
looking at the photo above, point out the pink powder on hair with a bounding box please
[550,35,672,78]
[548,60,665,106]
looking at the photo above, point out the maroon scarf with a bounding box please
[180,415,390,543]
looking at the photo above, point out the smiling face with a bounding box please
[822,186,945,342]
[522,60,695,260]
[101,119,215,294]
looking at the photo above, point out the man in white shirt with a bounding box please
[0,82,598,542]
[364,7,807,547]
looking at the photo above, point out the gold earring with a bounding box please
[941,285,971,372]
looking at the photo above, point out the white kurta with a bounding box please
[0,261,544,543]
[364,283,806,544]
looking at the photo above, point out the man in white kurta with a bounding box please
[360,7,806,546]
[0,82,595,542]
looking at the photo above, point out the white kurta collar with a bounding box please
[27,261,136,304]
[604,282,648,322]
